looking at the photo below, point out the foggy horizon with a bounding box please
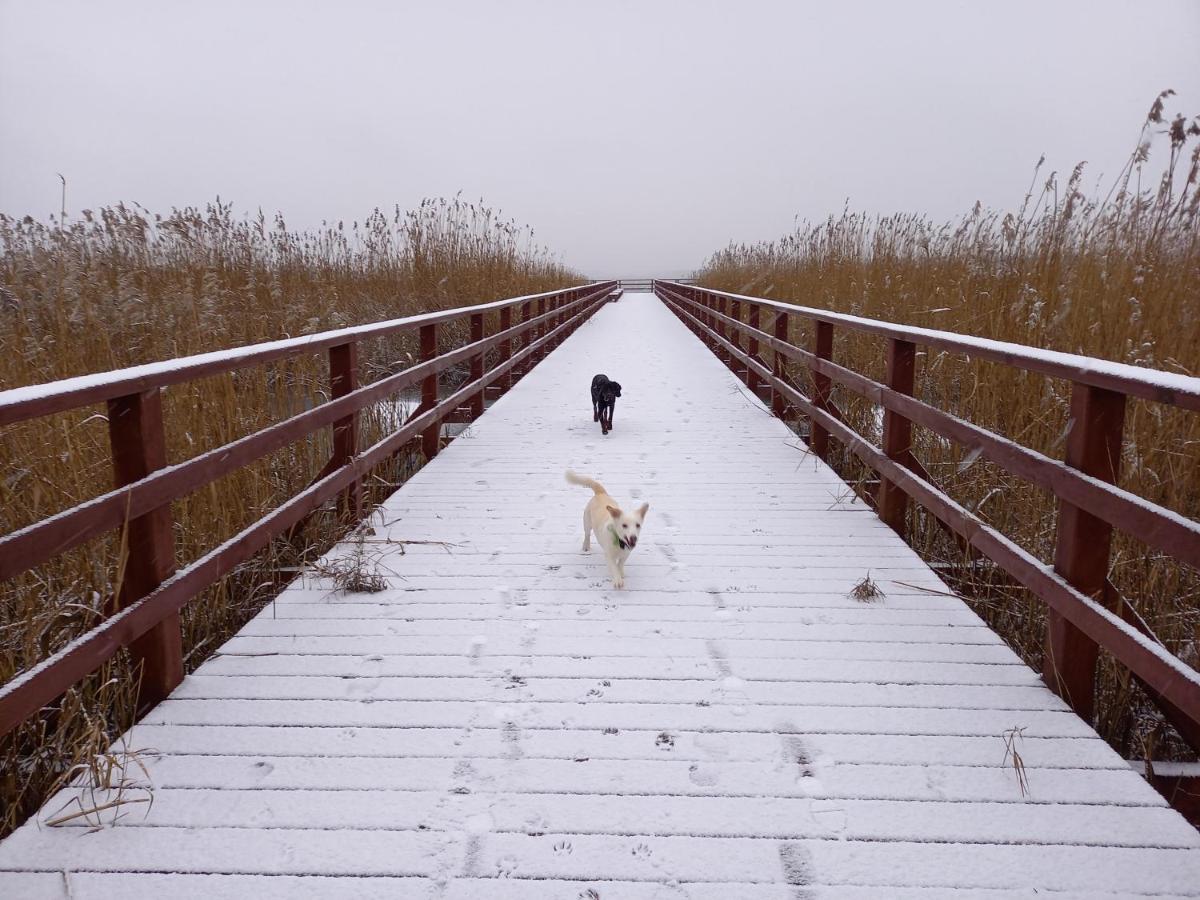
[2,0,1198,277]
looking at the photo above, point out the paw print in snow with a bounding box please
[631,842,653,861]
[603,727,619,735]
[656,731,675,750]
[553,840,574,856]
[579,890,601,900]
[587,687,604,698]
[495,856,518,877]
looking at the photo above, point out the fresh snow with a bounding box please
[1,291,1197,898]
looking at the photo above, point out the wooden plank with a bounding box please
[40,787,1200,847]
[112,724,1119,767]
[10,874,1194,900]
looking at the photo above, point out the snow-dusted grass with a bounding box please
[696,93,1200,759]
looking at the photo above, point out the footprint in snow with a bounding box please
[631,842,653,860]
[553,840,573,856]
[494,859,518,883]
[688,763,720,787]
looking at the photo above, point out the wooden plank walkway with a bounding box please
[2,291,1198,898]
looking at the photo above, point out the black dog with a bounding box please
[591,373,622,435]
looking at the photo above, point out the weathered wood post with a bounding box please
[877,339,916,537]
[329,341,362,522]
[469,313,485,419]
[107,388,183,713]
[537,297,548,361]
[810,321,834,461]
[419,323,439,460]
[499,306,513,390]
[772,312,789,418]
[746,302,763,397]
[1045,383,1126,721]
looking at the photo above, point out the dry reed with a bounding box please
[0,196,578,836]
[695,91,1200,760]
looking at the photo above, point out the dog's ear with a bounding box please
[606,505,622,518]
[636,502,649,519]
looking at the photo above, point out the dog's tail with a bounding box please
[565,470,607,495]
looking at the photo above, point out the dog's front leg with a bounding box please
[606,551,624,589]
[582,512,591,551]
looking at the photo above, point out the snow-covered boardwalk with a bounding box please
[2,292,1198,898]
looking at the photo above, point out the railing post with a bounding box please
[772,312,789,418]
[746,303,763,397]
[537,297,548,361]
[1045,383,1127,721]
[419,323,440,460]
[106,388,182,714]
[810,321,834,461]
[329,341,362,522]
[499,306,513,390]
[877,339,916,537]
[728,298,746,381]
[516,300,533,380]
[469,313,485,419]
[715,295,730,365]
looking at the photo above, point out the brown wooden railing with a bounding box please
[0,281,617,737]
[654,279,1200,755]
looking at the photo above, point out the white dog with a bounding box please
[565,470,649,590]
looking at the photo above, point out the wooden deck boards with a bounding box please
[1,291,1197,897]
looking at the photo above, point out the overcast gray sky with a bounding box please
[2,0,1198,277]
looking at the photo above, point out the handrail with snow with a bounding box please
[0,282,614,427]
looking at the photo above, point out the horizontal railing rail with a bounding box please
[654,279,1200,752]
[0,281,616,737]
[0,284,605,427]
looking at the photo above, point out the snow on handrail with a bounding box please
[0,282,611,426]
[657,281,1200,411]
